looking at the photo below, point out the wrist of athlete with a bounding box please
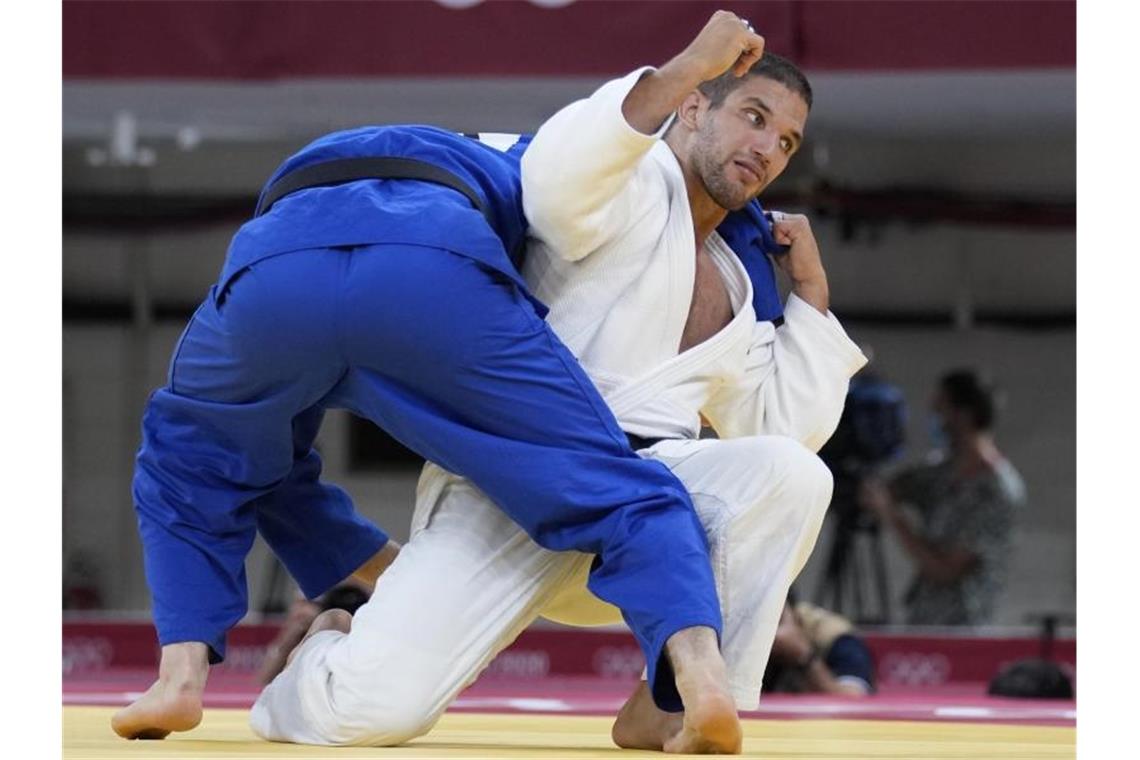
[659,52,714,90]
[791,274,829,313]
[623,57,708,134]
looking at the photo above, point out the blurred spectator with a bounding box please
[860,368,1026,626]
[762,594,875,697]
[258,583,371,685]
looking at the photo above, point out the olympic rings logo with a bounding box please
[62,637,115,675]
[485,650,551,679]
[879,652,952,686]
[593,646,645,678]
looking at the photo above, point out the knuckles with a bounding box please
[775,216,813,236]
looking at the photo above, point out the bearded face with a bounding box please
[682,77,809,212]
[690,121,759,211]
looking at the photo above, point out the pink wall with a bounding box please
[64,0,1075,80]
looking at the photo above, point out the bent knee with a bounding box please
[785,445,833,521]
[797,447,834,507]
[734,437,834,515]
[753,434,831,478]
[324,701,439,746]
[320,679,449,747]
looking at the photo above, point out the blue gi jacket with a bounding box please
[219,125,539,310]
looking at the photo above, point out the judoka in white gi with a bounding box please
[252,12,867,753]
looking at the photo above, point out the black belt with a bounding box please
[626,433,667,451]
[254,156,492,225]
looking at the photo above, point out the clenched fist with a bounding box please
[770,212,830,314]
[622,11,767,137]
[676,10,767,83]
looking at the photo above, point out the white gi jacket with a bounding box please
[521,67,867,448]
[249,73,876,745]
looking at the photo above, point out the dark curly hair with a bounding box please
[697,51,813,110]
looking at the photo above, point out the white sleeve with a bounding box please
[702,295,869,452]
[521,67,669,261]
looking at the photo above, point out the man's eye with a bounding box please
[746,110,763,126]
[780,138,793,153]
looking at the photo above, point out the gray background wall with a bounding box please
[62,210,1075,627]
[63,65,1075,628]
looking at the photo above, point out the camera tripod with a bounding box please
[814,478,893,624]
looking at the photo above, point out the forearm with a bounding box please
[621,56,706,134]
[801,658,842,693]
[776,635,845,695]
[257,624,308,686]
[791,273,830,315]
[882,509,968,583]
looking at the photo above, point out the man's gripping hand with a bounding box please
[770,212,830,314]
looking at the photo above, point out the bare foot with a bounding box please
[111,642,208,740]
[662,627,742,754]
[111,678,204,740]
[662,684,741,754]
[612,680,682,750]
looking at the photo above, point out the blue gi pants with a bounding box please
[133,242,720,711]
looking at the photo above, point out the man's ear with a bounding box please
[676,90,706,132]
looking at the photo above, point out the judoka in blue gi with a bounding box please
[111,125,735,743]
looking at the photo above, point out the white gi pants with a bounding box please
[249,436,833,746]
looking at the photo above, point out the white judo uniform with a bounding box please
[250,67,867,746]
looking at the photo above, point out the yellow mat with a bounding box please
[64,706,1075,759]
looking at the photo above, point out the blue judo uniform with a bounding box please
[133,126,730,711]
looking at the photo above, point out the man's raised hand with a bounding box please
[675,10,766,83]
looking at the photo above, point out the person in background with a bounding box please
[860,368,1026,626]
[762,593,874,697]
